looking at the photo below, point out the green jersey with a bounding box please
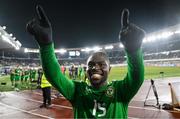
[40,43,144,118]
[24,69,30,80]
[30,69,36,79]
[15,68,21,80]
[10,69,15,81]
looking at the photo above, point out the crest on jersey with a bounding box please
[85,86,92,95]
[106,86,114,97]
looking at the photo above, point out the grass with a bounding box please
[0,66,180,92]
[0,75,37,92]
[109,66,180,81]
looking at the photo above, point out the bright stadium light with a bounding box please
[2,26,6,30]
[174,29,180,34]
[9,33,13,37]
[13,37,16,40]
[24,48,28,53]
[0,25,21,50]
[1,35,13,45]
[55,49,67,54]
[15,40,22,47]
[161,31,174,38]
[143,31,174,43]
[81,47,91,52]
[119,43,124,48]
[92,46,102,51]
[105,45,114,50]
[24,48,39,53]
[1,35,20,50]
[15,47,20,50]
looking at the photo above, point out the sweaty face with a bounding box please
[86,52,110,88]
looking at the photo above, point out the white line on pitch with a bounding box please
[8,93,72,109]
[0,111,19,117]
[0,102,54,119]
[8,92,166,113]
[128,105,166,112]
[32,91,66,99]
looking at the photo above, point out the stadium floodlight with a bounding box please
[24,48,28,53]
[143,31,174,43]
[24,48,39,53]
[81,47,91,52]
[0,25,21,50]
[15,40,22,47]
[161,31,174,38]
[92,46,102,51]
[13,37,16,40]
[55,49,67,54]
[15,47,20,50]
[174,30,180,34]
[104,45,114,50]
[119,43,124,48]
[1,35,20,50]
[9,33,13,37]
[2,26,6,30]
[1,35,13,45]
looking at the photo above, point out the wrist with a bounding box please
[40,42,54,52]
[125,47,142,55]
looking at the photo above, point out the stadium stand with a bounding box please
[0,24,180,70]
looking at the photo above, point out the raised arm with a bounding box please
[26,5,75,100]
[117,9,145,102]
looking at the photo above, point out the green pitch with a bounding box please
[0,66,180,92]
[109,66,180,81]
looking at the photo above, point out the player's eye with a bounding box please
[97,62,107,68]
[88,62,95,69]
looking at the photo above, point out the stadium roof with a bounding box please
[23,23,180,53]
[0,26,21,50]
[0,40,14,49]
[1,0,180,48]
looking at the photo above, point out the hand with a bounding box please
[119,9,146,53]
[26,5,52,47]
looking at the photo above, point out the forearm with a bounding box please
[122,49,144,101]
[39,43,75,100]
[126,49,144,86]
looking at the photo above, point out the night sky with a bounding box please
[0,0,180,48]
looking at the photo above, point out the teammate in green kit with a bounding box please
[30,68,36,81]
[78,64,85,80]
[24,67,30,88]
[14,65,22,91]
[27,5,145,118]
[10,68,15,87]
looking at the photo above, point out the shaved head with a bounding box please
[87,51,110,65]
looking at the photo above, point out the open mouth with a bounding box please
[91,71,103,80]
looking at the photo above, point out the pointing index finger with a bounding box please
[121,8,129,29]
[36,5,50,26]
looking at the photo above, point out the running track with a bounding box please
[0,77,180,118]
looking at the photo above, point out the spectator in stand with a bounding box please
[61,64,66,75]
